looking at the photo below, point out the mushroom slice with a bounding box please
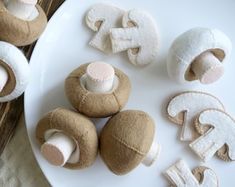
[190,109,235,162]
[167,27,232,85]
[165,160,218,187]
[110,9,159,66]
[0,41,30,102]
[86,4,125,53]
[100,110,161,175]
[167,91,224,141]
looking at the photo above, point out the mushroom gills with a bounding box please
[4,0,39,21]
[41,132,78,166]
[0,65,8,92]
[191,51,224,84]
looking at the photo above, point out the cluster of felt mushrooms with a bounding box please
[0,0,47,102]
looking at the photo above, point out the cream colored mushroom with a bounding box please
[167,91,224,141]
[100,110,161,175]
[86,4,124,53]
[110,9,159,66]
[0,41,30,102]
[165,160,218,187]
[167,27,232,84]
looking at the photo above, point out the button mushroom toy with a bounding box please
[100,110,161,175]
[167,27,232,85]
[0,41,30,102]
[65,61,131,118]
[36,108,98,169]
[0,0,47,46]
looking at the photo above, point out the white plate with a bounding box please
[25,0,235,186]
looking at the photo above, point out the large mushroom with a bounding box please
[100,110,161,175]
[0,41,30,102]
[167,27,232,84]
[65,61,131,118]
[0,0,47,46]
[36,108,98,169]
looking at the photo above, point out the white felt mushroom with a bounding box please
[0,41,30,102]
[167,27,232,85]
[86,4,124,53]
[110,9,159,66]
[165,160,218,187]
[4,0,39,20]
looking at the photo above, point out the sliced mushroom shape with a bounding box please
[65,62,131,118]
[110,9,159,66]
[36,108,98,169]
[86,4,124,53]
[167,27,232,85]
[0,0,47,46]
[0,41,30,102]
[167,91,224,141]
[100,110,161,175]
[190,109,235,162]
[165,160,218,187]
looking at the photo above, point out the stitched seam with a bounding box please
[112,92,121,110]
[79,92,89,110]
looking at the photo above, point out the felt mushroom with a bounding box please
[36,108,98,169]
[110,9,159,66]
[0,0,47,46]
[100,110,161,175]
[167,27,232,84]
[0,41,30,102]
[65,61,131,118]
[86,4,124,53]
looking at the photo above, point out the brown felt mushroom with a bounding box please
[65,62,131,118]
[36,108,98,169]
[100,110,161,175]
[0,0,47,46]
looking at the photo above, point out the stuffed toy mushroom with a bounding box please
[0,0,47,46]
[100,110,161,175]
[65,61,131,118]
[36,108,98,169]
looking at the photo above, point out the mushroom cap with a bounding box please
[100,110,155,175]
[167,27,232,84]
[36,108,98,169]
[0,1,47,46]
[65,63,131,118]
[0,41,30,102]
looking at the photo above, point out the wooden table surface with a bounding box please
[0,0,65,155]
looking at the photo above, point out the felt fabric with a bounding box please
[36,108,98,169]
[100,110,155,175]
[167,27,232,84]
[65,63,131,118]
[0,0,47,46]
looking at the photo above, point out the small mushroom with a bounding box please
[36,108,98,169]
[167,27,232,84]
[86,4,124,53]
[110,9,159,66]
[65,62,131,118]
[100,110,161,175]
[0,41,30,102]
[0,0,47,46]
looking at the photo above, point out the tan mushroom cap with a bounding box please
[36,108,98,169]
[0,1,47,46]
[65,63,131,118]
[100,110,155,175]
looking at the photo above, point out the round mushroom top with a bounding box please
[36,108,98,169]
[167,27,232,84]
[100,110,155,175]
[0,0,47,46]
[65,63,131,118]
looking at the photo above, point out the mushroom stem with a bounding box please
[191,51,224,84]
[142,140,161,166]
[86,62,115,93]
[41,132,76,166]
[0,65,8,92]
[5,0,38,20]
